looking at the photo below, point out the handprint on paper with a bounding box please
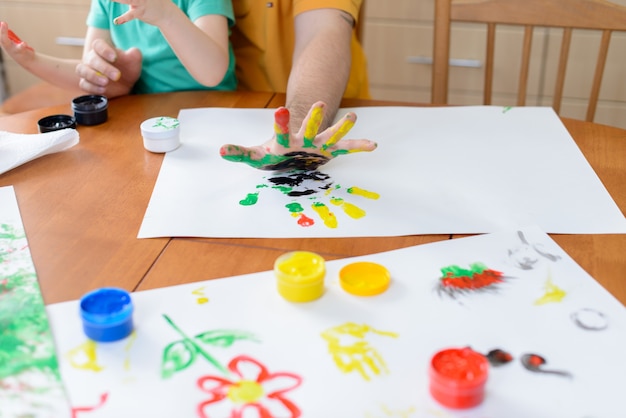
[238,169,380,229]
[321,322,399,381]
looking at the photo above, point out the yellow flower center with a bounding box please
[227,380,264,404]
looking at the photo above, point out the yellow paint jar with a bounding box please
[274,251,326,302]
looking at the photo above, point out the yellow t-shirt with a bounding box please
[231,0,370,99]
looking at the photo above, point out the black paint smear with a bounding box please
[268,170,334,197]
[486,349,514,366]
[521,353,572,378]
[262,151,330,171]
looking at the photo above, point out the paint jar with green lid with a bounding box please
[274,251,326,302]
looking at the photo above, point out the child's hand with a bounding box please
[0,22,35,62]
[111,0,175,26]
[219,101,377,171]
[76,39,142,98]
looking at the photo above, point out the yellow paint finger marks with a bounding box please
[312,202,338,228]
[67,340,104,372]
[330,197,366,219]
[347,186,380,200]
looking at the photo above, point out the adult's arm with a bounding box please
[286,9,355,131]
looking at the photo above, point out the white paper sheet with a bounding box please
[138,106,626,238]
[48,226,626,417]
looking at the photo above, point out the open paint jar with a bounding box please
[37,114,76,133]
[429,347,489,409]
[140,116,181,153]
[79,287,134,342]
[274,251,326,302]
[72,95,108,126]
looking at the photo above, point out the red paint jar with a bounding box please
[429,347,489,409]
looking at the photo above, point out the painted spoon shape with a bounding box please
[521,353,572,378]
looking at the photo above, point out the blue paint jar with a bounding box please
[79,287,134,342]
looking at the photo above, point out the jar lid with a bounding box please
[339,261,391,296]
[37,114,76,133]
[141,116,180,140]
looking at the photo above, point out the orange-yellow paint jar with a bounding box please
[274,251,326,302]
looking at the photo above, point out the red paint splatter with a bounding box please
[297,214,315,227]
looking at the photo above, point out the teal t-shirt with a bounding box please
[87,0,237,94]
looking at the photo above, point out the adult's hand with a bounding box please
[220,101,377,171]
[75,38,142,98]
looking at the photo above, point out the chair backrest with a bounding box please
[431,0,626,121]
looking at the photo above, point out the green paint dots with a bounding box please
[239,193,259,206]
[286,202,304,213]
[272,185,293,194]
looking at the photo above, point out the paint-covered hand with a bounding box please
[0,22,35,62]
[220,101,377,171]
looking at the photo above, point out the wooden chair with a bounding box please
[432,0,626,121]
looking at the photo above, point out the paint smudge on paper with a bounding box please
[508,230,561,270]
[71,392,109,418]
[196,355,302,418]
[436,262,508,299]
[67,340,104,372]
[534,275,566,305]
[321,322,399,381]
[192,287,209,304]
[485,348,514,367]
[238,169,379,229]
[521,353,572,378]
[571,308,608,331]
[0,220,72,417]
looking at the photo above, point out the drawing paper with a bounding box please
[138,106,626,238]
[48,226,626,417]
[0,185,71,418]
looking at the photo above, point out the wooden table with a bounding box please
[0,91,624,306]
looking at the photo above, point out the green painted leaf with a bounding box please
[161,339,197,379]
[194,330,259,348]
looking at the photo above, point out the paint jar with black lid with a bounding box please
[72,95,108,126]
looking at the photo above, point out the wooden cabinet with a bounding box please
[362,0,626,128]
[0,0,89,95]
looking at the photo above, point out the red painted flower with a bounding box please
[197,355,302,418]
